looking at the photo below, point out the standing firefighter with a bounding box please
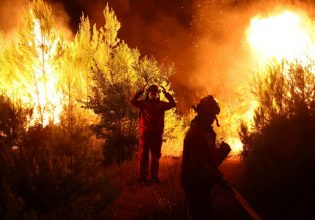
[131,85,176,184]
[181,95,227,220]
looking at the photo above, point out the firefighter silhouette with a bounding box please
[131,85,176,184]
[181,95,227,219]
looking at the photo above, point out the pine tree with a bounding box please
[240,61,315,214]
[0,0,63,125]
[85,5,184,163]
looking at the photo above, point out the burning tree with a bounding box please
[0,0,184,163]
[235,10,315,217]
[0,0,65,126]
[239,60,315,218]
[0,2,112,218]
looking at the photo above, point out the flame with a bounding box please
[247,10,315,64]
[226,137,243,154]
[223,100,259,155]
[232,10,315,155]
[227,10,315,155]
[29,18,63,126]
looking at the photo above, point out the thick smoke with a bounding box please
[0,0,27,43]
[190,0,315,104]
[2,0,315,111]
[48,0,194,111]
[191,1,255,103]
[0,0,72,43]
[59,0,315,111]
[48,1,73,40]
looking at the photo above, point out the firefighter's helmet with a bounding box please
[195,95,220,115]
[194,95,220,126]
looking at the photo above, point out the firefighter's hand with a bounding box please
[160,86,167,94]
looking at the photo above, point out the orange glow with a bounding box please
[226,138,243,154]
[31,18,63,125]
[247,10,315,64]
[229,10,315,155]
[1,15,65,126]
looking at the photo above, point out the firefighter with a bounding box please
[181,95,222,220]
[131,84,176,184]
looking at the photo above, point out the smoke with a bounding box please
[0,0,72,44]
[47,1,73,40]
[52,0,194,110]
[2,0,315,111]
[182,0,315,108]
[103,0,195,111]
[72,0,193,68]
[191,1,255,102]
[0,0,27,43]
[45,0,315,111]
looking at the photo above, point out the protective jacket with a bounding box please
[181,119,217,189]
[131,91,176,135]
[131,89,176,180]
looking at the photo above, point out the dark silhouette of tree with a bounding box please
[240,61,315,218]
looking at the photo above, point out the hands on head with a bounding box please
[160,86,167,94]
[139,84,168,95]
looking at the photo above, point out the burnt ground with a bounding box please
[99,157,254,220]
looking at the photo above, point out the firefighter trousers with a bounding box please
[139,132,163,180]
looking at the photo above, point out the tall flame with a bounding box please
[31,18,63,126]
[226,10,315,155]
[247,10,315,64]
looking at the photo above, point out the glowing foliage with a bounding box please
[0,1,184,157]
[83,5,184,159]
[0,0,63,126]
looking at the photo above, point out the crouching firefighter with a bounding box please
[181,95,230,220]
[131,85,176,184]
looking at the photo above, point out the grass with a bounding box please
[103,156,188,220]
[102,155,252,220]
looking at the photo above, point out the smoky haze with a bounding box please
[1,0,315,112]
[0,0,27,42]
[56,0,315,111]
[0,0,72,43]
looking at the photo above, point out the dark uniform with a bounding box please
[131,85,176,182]
[181,95,221,220]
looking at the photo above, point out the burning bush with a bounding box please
[240,61,315,218]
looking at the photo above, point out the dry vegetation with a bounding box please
[0,1,186,219]
[240,61,315,219]
[2,1,315,220]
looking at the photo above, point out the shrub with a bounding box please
[240,61,315,217]
[0,95,116,219]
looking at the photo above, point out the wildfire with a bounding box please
[31,18,63,125]
[247,10,315,64]
[226,10,315,155]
